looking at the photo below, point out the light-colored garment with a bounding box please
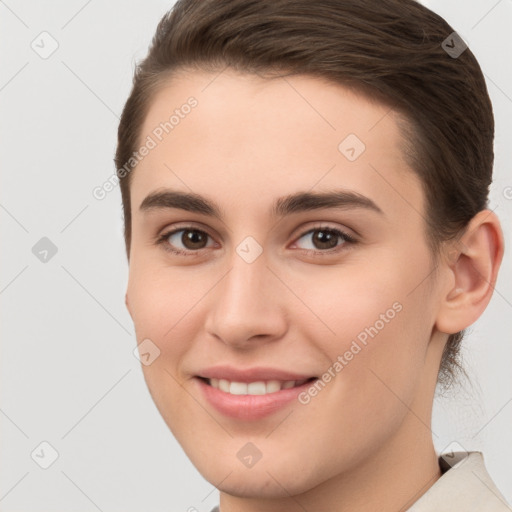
[408,451,511,511]
[210,451,511,511]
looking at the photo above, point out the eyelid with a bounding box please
[156,221,219,243]
[289,222,357,244]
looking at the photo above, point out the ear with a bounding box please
[435,209,504,335]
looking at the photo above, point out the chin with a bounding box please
[188,446,325,499]
[211,467,313,499]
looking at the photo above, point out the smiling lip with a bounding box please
[195,366,317,420]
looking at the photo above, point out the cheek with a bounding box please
[127,263,207,342]
[290,282,430,477]
[297,253,429,355]
[126,266,206,430]
[126,265,203,411]
[298,247,435,408]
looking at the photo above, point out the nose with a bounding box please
[204,252,288,350]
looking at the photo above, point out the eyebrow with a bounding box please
[139,188,383,219]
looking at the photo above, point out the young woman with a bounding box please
[116,0,510,510]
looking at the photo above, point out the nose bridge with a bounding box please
[205,243,286,346]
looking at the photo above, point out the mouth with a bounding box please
[194,370,318,420]
[199,376,316,396]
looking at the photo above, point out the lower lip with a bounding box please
[196,378,316,420]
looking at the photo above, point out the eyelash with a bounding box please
[155,224,357,257]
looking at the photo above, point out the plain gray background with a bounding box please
[1,1,511,510]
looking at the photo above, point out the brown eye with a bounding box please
[294,227,355,252]
[179,229,209,249]
[161,228,214,254]
[311,229,339,250]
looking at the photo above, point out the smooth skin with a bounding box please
[124,69,504,512]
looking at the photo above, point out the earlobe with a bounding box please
[435,210,504,335]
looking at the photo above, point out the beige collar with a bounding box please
[407,451,511,511]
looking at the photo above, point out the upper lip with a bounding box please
[196,365,317,383]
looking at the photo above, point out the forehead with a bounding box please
[131,68,423,221]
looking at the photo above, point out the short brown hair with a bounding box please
[115,0,494,388]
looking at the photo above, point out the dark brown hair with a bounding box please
[115,0,494,388]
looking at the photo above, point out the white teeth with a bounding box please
[247,381,266,395]
[266,380,281,393]
[218,379,230,392]
[229,381,247,395]
[208,378,301,395]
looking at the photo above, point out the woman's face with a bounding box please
[125,69,448,497]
